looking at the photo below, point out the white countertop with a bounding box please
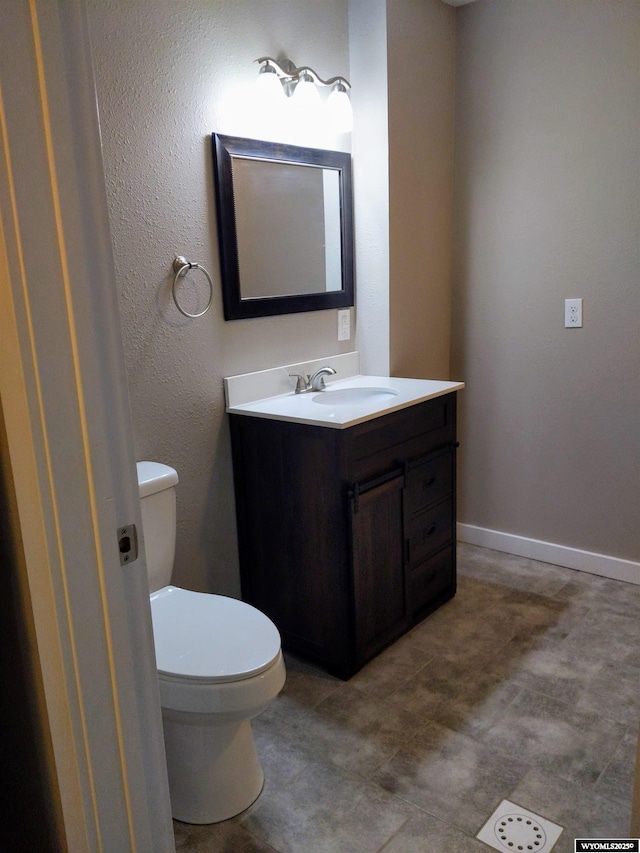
[225,354,464,429]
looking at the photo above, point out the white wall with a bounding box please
[349,0,390,376]
[88,0,353,596]
[452,0,640,566]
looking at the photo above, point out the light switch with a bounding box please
[338,309,351,341]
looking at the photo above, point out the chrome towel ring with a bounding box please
[171,256,213,318]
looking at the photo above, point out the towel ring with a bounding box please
[172,256,213,318]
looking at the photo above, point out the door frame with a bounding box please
[0,2,174,849]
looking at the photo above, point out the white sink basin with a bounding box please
[312,387,399,406]
[225,353,464,429]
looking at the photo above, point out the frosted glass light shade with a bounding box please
[256,66,286,104]
[292,76,321,110]
[327,86,353,133]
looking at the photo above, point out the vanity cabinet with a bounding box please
[229,392,458,679]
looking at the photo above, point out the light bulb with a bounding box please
[327,82,353,133]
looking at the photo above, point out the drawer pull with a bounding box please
[423,523,437,539]
[419,570,437,588]
[422,475,436,489]
[410,546,455,613]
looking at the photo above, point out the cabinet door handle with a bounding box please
[350,469,404,514]
[350,482,361,514]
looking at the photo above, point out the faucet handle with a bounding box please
[289,373,309,394]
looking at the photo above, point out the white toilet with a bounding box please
[137,461,286,824]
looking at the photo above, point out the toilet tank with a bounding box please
[136,461,179,593]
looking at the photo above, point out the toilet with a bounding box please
[137,461,286,824]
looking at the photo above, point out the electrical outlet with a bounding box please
[564,298,583,328]
[338,309,351,341]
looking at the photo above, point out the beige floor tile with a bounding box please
[388,657,522,738]
[348,634,432,698]
[406,602,520,668]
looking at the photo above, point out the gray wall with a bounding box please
[88,0,456,597]
[452,0,640,562]
[88,0,353,596]
[388,0,456,380]
[88,0,637,600]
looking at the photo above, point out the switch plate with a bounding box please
[338,309,351,341]
[564,298,583,328]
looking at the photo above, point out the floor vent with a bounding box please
[476,799,563,853]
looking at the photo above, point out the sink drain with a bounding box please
[494,812,546,850]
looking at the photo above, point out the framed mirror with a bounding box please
[212,134,353,320]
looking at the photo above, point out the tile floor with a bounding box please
[173,543,640,853]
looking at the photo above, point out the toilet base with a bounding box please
[162,710,264,824]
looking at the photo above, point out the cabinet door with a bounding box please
[350,471,406,667]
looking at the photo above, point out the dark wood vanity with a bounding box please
[229,391,458,679]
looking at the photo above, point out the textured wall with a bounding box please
[88,0,352,595]
[452,0,640,562]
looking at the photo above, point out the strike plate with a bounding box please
[118,524,139,566]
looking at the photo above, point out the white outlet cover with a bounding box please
[476,799,563,853]
[564,298,583,327]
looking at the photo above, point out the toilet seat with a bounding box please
[150,586,281,683]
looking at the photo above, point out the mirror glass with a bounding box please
[212,134,353,320]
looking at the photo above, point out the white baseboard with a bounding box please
[457,523,640,587]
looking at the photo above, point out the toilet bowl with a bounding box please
[137,462,285,824]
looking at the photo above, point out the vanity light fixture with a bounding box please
[255,57,353,132]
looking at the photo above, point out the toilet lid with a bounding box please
[149,586,281,683]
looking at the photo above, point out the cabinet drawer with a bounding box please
[409,546,454,616]
[406,498,453,565]
[405,448,453,514]
[346,395,456,482]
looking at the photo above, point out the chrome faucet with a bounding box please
[309,365,337,391]
[289,365,337,394]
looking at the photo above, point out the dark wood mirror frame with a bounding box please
[212,133,354,320]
